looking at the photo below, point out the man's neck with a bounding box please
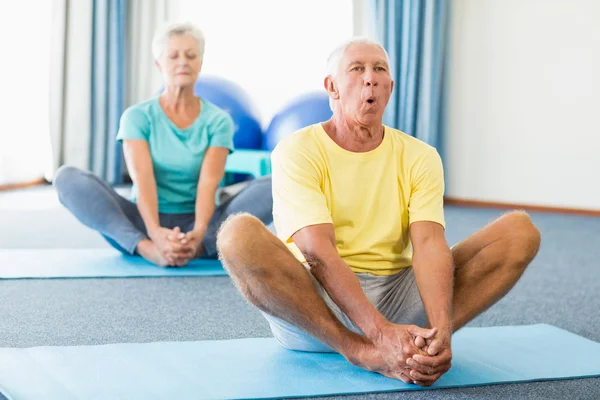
[323,115,384,153]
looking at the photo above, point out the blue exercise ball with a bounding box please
[264,92,333,151]
[193,75,263,150]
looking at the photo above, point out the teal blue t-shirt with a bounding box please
[116,96,235,214]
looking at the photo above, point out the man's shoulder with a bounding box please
[387,126,441,161]
[272,124,322,157]
[387,126,433,149]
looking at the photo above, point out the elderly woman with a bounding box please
[53,22,273,267]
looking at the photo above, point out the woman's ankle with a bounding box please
[136,238,168,267]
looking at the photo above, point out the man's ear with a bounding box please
[324,76,339,100]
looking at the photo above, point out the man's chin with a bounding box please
[357,113,383,127]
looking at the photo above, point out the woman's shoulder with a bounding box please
[119,97,162,130]
[199,99,234,125]
[123,97,158,118]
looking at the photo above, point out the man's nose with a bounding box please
[363,70,378,86]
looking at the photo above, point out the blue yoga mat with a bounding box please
[0,249,227,279]
[0,324,598,399]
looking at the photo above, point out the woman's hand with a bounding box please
[148,226,195,266]
[181,229,205,259]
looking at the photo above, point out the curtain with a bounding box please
[50,0,179,184]
[126,0,180,107]
[91,0,127,184]
[50,0,94,179]
[120,0,180,181]
[373,0,449,151]
[50,0,126,184]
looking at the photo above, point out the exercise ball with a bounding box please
[193,75,263,150]
[263,92,333,151]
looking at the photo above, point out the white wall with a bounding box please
[445,0,600,210]
[177,0,354,128]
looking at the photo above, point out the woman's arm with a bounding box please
[124,139,193,264]
[122,139,161,237]
[188,146,229,251]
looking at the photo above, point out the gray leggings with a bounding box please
[53,166,273,258]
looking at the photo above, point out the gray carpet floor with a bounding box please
[0,185,599,399]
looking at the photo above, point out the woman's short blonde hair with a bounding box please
[152,21,206,60]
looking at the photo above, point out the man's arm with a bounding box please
[292,223,387,339]
[406,220,454,383]
[410,221,454,333]
[292,222,437,382]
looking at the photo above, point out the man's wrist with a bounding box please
[430,319,452,337]
[338,331,375,366]
[363,314,390,341]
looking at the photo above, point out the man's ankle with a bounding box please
[338,332,372,365]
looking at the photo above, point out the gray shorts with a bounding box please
[261,266,427,352]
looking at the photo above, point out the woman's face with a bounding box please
[156,34,202,88]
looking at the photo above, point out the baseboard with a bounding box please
[444,197,600,217]
[0,178,48,192]
[1,180,597,217]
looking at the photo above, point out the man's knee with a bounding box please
[216,212,265,255]
[502,211,541,266]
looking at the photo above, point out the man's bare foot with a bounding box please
[344,338,414,383]
[136,238,169,267]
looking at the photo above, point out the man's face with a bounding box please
[328,43,394,125]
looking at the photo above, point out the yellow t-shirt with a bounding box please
[271,123,445,276]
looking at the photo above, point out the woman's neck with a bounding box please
[160,85,198,113]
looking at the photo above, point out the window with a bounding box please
[177,0,355,127]
[0,1,53,185]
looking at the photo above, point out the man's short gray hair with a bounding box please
[152,21,206,60]
[325,36,391,78]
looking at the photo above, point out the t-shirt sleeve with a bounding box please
[208,113,235,153]
[271,142,333,243]
[408,147,446,229]
[116,107,150,142]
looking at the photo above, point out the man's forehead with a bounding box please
[342,44,388,64]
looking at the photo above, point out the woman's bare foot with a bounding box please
[136,238,169,267]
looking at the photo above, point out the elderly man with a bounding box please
[216,37,541,386]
